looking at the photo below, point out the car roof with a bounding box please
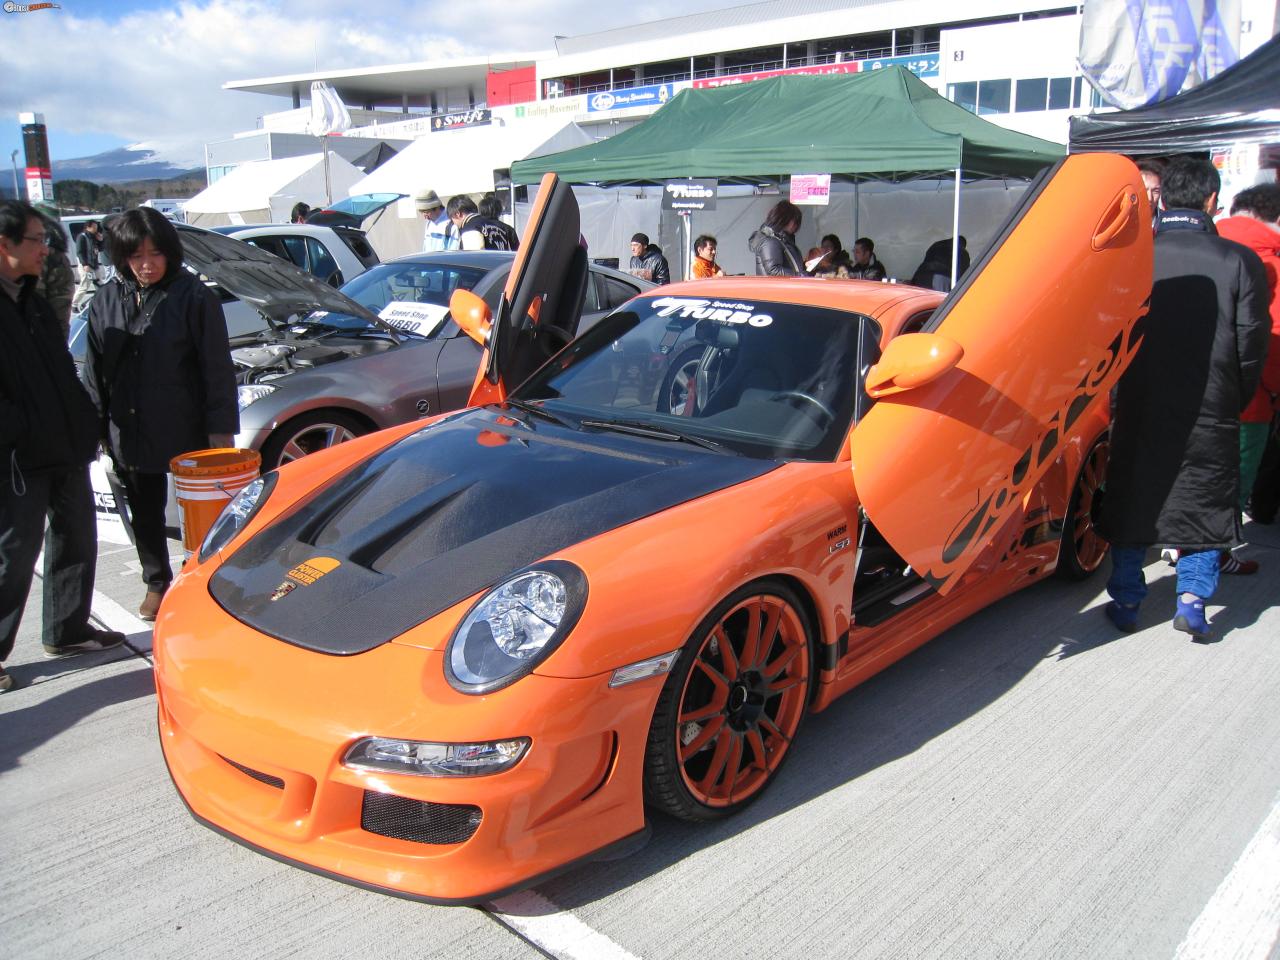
[385,250,654,288]
[388,250,516,270]
[648,276,945,321]
[216,224,349,238]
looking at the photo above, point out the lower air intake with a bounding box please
[361,791,482,845]
[219,754,285,789]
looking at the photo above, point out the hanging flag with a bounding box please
[307,81,352,136]
[1078,0,1242,109]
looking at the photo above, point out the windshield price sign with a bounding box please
[662,179,717,211]
[378,301,449,336]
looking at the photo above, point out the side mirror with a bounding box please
[864,333,963,398]
[450,289,492,346]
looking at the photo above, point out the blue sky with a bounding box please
[1,0,734,181]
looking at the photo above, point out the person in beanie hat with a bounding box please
[629,232,670,284]
[416,189,456,252]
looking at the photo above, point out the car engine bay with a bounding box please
[230,333,395,385]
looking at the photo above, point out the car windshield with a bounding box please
[516,294,880,461]
[316,261,491,337]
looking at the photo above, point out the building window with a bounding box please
[1015,77,1048,112]
[1048,76,1073,109]
[950,80,1010,115]
[977,78,1010,114]
[949,81,978,113]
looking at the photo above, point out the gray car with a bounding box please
[229,250,653,466]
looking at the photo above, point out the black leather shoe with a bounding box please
[43,628,126,659]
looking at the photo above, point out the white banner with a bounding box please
[1078,0,1242,109]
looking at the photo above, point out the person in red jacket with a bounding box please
[1216,183,1280,547]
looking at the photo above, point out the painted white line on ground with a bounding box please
[90,589,152,641]
[487,890,642,960]
[1173,790,1280,960]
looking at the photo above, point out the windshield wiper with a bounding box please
[579,417,723,452]
[505,397,578,430]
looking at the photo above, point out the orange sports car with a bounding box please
[153,155,1151,903]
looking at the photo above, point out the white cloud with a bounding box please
[2,0,733,164]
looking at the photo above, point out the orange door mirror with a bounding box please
[450,289,492,346]
[864,333,964,398]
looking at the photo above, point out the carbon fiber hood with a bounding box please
[208,408,777,655]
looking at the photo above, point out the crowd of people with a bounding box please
[1,153,1277,689]
[1,200,237,692]
[415,187,519,252]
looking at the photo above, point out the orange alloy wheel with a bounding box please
[645,581,813,820]
[1058,438,1111,580]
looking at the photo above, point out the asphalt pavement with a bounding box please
[3,520,1279,960]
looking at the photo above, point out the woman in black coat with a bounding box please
[1098,158,1270,639]
[83,209,238,621]
[748,201,806,276]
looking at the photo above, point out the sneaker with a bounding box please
[43,628,126,659]
[1172,596,1212,640]
[1219,552,1259,575]
[0,665,12,693]
[138,586,167,624]
[1105,601,1140,633]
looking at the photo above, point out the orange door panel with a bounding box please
[849,153,1151,593]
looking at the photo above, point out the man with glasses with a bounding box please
[0,200,124,692]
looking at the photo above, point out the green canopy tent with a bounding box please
[512,68,1064,282]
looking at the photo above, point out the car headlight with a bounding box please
[238,383,277,410]
[445,560,587,694]
[198,471,277,563]
[342,736,530,777]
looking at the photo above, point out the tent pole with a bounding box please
[683,211,691,281]
[853,177,860,243]
[950,166,961,288]
[323,137,332,206]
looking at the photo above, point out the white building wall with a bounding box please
[940,15,1084,144]
[541,0,1056,82]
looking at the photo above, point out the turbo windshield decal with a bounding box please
[650,297,774,327]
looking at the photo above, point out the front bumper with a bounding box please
[153,565,661,903]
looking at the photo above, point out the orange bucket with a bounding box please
[169,448,262,557]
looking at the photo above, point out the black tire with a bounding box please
[259,410,367,469]
[1057,436,1110,580]
[644,578,814,821]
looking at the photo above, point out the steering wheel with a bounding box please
[536,323,573,355]
[769,390,836,426]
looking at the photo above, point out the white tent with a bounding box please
[351,119,596,260]
[184,152,363,227]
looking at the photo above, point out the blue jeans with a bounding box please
[1108,546,1219,608]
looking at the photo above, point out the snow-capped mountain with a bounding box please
[53,142,204,183]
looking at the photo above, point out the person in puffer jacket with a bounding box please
[83,208,238,623]
[747,201,805,276]
[628,233,670,284]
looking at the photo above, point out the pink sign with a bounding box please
[693,61,860,90]
[790,174,831,206]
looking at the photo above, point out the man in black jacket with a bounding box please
[0,201,124,691]
[629,233,671,284]
[1098,158,1270,640]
